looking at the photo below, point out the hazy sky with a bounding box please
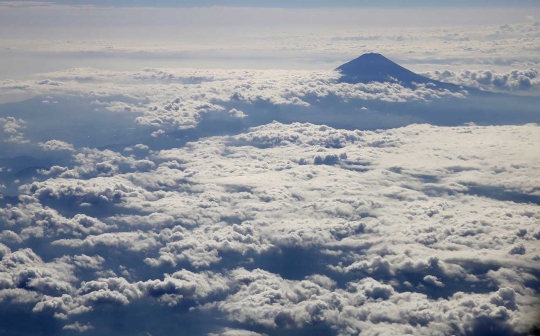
[2,0,539,7]
[0,1,539,78]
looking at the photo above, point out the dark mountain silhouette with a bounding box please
[336,53,467,91]
[0,155,46,172]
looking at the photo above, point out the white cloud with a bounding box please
[423,68,540,93]
[208,329,267,336]
[39,139,75,151]
[1,121,539,334]
[63,322,94,332]
[0,117,28,144]
[0,67,471,132]
[229,108,248,119]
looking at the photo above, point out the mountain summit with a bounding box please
[336,53,460,90]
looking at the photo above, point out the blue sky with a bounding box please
[3,0,539,7]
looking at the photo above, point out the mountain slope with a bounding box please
[336,53,465,91]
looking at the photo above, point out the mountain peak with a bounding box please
[336,53,428,86]
[338,53,397,70]
[336,53,468,93]
[353,52,390,61]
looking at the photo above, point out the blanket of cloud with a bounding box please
[0,64,539,192]
[1,60,540,335]
[1,117,540,335]
[1,66,540,157]
[422,68,540,94]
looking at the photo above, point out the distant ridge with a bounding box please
[336,53,464,91]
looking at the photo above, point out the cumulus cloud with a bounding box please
[229,108,248,119]
[39,139,75,152]
[209,329,266,336]
[63,322,94,332]
[0,117,28,144]
[0,66,472,133]
[424,68,540,92]
[1,120,539,335]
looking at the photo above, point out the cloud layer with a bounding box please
[0,66,471,136]
[423,68,540,92]
[1,120,539,335]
